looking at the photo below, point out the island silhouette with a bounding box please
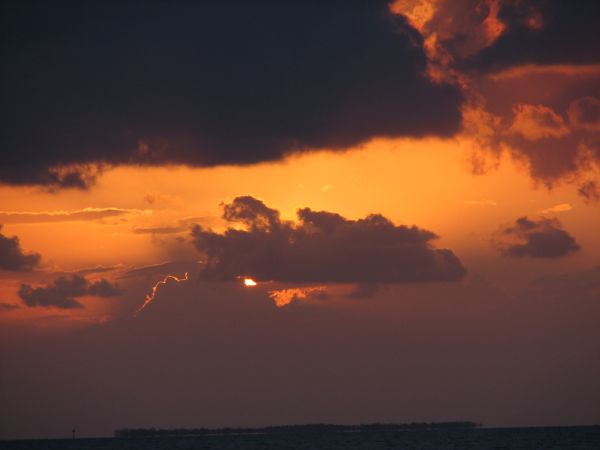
[114,422,479,438]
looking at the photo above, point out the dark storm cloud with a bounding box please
[463,1,600,72]
[0,226,41,271]
[494,216,580,259]
[18,274,120,309]
[191,196,466,283]
[0,0,463,189]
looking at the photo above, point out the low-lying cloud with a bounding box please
[191,196,466,284]
[493,216,580,259]
[0,226,40,271]
[0,302,19,311]
[18,274,121,309]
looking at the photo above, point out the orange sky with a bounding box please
[1,136,596,267]
[1,135,598,325]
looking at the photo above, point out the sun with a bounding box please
[243,278,257,287]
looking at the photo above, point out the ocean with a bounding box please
[1,426,599,450]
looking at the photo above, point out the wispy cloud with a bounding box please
[0,207,144,224]
[466,199,497,207]
[132,226,185,235]
[538,203,573,215]
[0,302,19,311]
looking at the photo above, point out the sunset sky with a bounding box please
[1,0,599,439]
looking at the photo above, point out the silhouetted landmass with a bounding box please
[114,422,479,438]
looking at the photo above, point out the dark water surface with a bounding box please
[1,427,599,450]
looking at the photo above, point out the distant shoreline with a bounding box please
[114,422,481,438]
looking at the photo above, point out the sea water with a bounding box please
[1,426,599,450]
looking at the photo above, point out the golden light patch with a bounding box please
[268,286,326,307]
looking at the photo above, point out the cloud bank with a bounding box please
[191,196,466,284]
[393,0,600,198]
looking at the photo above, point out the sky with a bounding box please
[1,0,599,440]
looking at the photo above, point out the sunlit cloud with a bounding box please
[267,286,327,307]
[135,272,189,317]
[489,64,600,81]
[390,1,600,200]
[508,104,570,141]
[538,203,573,215]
